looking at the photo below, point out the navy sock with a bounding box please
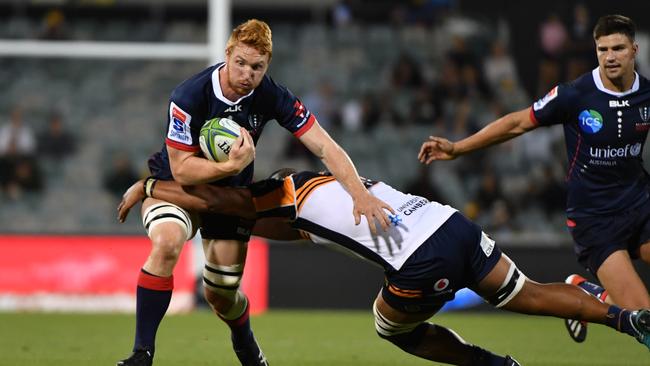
[577,280,608,301]
[220,301,254,347]
[133,269,174,353]
[605,305,637,337]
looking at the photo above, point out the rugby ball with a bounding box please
[199,117,241,162]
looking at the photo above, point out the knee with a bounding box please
[150,231,184,262]
[373,301,428,352]
[376,323,429,353]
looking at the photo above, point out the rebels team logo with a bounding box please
[640,106,650,122]
[578,109,603,134]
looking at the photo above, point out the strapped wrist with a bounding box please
[144,177,158,198]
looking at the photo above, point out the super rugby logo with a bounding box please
[167,102,192,144]
[578,109,603,134]
[533,86,558,111]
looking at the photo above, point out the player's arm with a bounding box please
[168,128,255,185]
[117,179,256,222]
[252,217,302,241]
[298,121,395,233]
[418,106,537,164]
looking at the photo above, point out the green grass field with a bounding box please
[1,310,648,365]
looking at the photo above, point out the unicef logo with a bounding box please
[578,109,603,134]
[631,143,642,157]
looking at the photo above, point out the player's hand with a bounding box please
[353,192,396,235]
[118,180,145,223]
[228,128,256,173]
[418,136,457,164]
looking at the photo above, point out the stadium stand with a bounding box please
[0,4,646,247]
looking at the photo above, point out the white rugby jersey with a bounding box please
[252,171,457,271]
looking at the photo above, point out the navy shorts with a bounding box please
[568,203,650,274]
[381,212,502,314]
[148,151,255,242]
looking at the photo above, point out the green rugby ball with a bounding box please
[199,117,241,162]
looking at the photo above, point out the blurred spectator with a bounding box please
[4,156,44,200]
[537,13,568,96]
[539,13,568,59]
[0,107,36,157]
[0,106,42,199]
[483,40,527,109]
[39,9,69,40]
[404,164,444,203]
[332,0,353,28]
[530,164,566,219]
[103,153,139,198]
[37,111,77,161]
[566,3,594,80]
[391,52,424,90]
[302,81,339,130]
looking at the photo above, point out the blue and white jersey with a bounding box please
[149,62,316,187]
[531,68,650,217]
[252,172,458,271]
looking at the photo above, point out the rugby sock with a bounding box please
[133,269,174,353]
[219,296,254,347]
[577,280,608,301]
[605,306,637,337]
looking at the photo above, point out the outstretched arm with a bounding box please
[117,179,256,222]
[418,107,537,164]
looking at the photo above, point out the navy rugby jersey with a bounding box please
[149,62,316,187]
[531,68,650,217]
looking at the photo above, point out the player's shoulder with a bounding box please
[637,72,650,91]
[256,73,290,97]
[170,64,217,105]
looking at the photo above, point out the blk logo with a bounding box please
[609,100,630,108]
[224,105,242,113]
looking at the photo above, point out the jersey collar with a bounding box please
[212,63,254,106]
[592,67,639,97]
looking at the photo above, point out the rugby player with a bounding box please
[118,170,650,366]
[419,14,650,343]
[117,19,393,366]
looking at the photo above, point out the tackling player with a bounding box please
[118,170,650,366]
[117,19,393,366]
[419,14,650,343]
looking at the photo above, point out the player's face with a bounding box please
[225,43,270,96]
[595,33,637,82]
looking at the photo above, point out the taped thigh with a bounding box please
[202,261,244,297]
[373,299,421,337]
[142,202,195,241]
[487,259,527,308]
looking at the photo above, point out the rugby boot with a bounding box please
[504,355,522,365]
[564,274,589,342]
[631,309,650,350]
[232,334,269,366]
[116,349,153,366]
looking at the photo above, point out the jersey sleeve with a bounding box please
[530,84,571,126]
[263,77,316,137]
[249,177,298,220]
[164,87,206,152]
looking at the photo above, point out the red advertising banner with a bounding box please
[0,235,268,313]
